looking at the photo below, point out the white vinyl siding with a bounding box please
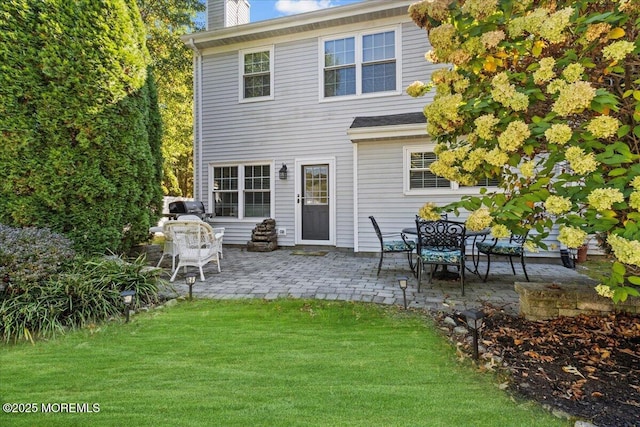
[320,26,400,101]
[197,20,433,248]
[239,46,274,102]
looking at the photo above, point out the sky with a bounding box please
[248,0,365,22]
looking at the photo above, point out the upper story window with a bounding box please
[323,37,355,97]
[240,46,274,102]
[362,31,397,93]
[321,27,399,100]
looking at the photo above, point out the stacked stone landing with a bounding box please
[247,218,278,252]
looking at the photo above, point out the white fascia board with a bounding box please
[182,0,414,50]
[347,123,428,142]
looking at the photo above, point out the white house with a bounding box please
[183,0,564,257]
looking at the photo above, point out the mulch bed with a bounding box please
[432,306,640,426]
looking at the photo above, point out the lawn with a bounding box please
[0,299,570,427]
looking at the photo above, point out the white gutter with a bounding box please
[187,38,203,202]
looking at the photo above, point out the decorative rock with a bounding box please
[443,316,457,327]
[247,218,278,252]
[453,326,468,335]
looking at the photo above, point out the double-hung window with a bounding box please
[322,27,399,100]
[240,46,274,101]
[212,164,273,218]
[404,145,499,194]
[404,146,452,195]
[362,31,397,93]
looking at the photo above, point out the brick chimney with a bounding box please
[207,0,250,30]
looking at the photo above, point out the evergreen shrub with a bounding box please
[0,225,162,342]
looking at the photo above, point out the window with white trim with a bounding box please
[212,164,272,218]
[240,46,274,101]
[322,28,399,99]
[406,148,452,192]
[404,145,499,194]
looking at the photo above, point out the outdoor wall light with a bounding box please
[185,272,197,300]
[462,308,485,360]
[397,276,408,310]
[279,163,288,180]
[120,290,135,323]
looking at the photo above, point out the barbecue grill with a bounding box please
[168,201,214,221]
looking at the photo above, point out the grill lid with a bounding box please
[169,201,206,214]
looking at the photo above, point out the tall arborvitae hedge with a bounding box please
[0,0,163,254]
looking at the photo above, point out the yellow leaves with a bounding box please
[607,27,625,39]
[532,40,547,57]
[481,49,511,72]
[483,55,503,72]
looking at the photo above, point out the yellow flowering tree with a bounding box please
[408,0,640,301]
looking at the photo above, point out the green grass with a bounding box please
[0,299,570,427]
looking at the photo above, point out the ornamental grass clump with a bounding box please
[407,0,640,301]
[0,225,162,342]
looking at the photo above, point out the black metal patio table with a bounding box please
[402,225,490,278]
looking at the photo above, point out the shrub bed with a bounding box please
[0,225,162,342]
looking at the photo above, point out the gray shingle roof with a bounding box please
[350,112,426,129]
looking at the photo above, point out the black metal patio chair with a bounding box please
[476,231,530,282]
[369,216,416,276]
[415,217,467,295]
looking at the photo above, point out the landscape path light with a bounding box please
[185,272,197,300]
[120,290,135,323]
[397,276,408,310]
[462,308,485,360]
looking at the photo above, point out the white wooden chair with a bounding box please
[165,221,222,282]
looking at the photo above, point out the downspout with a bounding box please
[188,38,203,203]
